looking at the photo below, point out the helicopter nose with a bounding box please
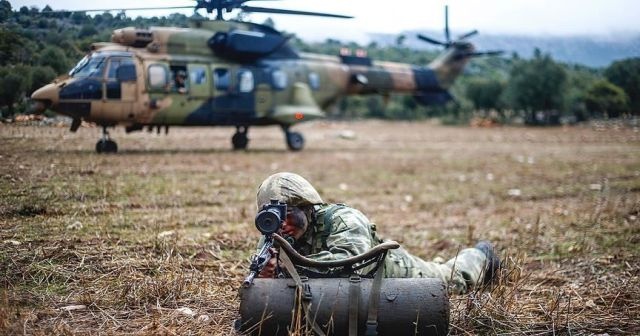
[30,83,59,113]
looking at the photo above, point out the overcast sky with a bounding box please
[9,0,640,42]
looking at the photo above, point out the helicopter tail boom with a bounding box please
[337,56,452,106]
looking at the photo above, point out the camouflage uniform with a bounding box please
[256,172,489,294]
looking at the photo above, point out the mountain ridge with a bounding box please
[368,31,640,68]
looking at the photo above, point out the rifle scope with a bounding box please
[255,200,287,235]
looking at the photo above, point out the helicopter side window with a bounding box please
[238,69,254,93]
[214,68,230,91]
[272,70,288,90]
[190,68,206,85]
[148,64,169,89]
[308,72,320,90]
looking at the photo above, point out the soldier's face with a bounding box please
[280,207,308,240]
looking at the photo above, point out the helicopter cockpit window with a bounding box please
[238,69,254,93]
[69,55,107,78]
[148,64,168,89]
[105,57,137,99]
[107,57,135,80]
[68,55,88,76]
[308,72,320,90]
[214,68,230,91]
[272,70,288,90]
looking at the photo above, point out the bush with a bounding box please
[584,80,629,118]
[605,58,640,114]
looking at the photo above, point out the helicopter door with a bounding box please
[210,67,254,123]
[187,64,210,98]
[102,57,137,121]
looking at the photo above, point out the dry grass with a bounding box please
[0,120,639,335]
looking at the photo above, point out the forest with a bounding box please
[1,1,638,124]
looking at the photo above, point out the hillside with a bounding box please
[371,31,640,68]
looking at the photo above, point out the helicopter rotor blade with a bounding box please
[238,0,280,3]
[38,6,195,14]
[240,5,353,18]
[466,50,504,57]
[241,6,352,19]
[457,30,478,41]
[417,34,447,47]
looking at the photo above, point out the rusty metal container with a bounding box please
[237,277,449,336]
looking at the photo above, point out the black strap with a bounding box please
[365,257,386,336]
[279,251,327,336]
[349,275,361,336]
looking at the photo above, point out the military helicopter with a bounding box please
[31,1,501,153]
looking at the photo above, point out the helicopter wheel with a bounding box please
[285,131,304,151]
[232,126,249,150]
[96,139,118,154]
[96,126,118,154]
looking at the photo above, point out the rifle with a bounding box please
[243,200,287,287]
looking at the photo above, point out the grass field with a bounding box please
[1,120,639,335]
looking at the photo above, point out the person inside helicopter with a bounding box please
[173,68,188,94]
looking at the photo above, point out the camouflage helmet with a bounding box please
[256,172,323,209]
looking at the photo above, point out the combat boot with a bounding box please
[475,241,500,285]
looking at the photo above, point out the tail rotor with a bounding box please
[416,5,502,58]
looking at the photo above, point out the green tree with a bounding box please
[0,28,23,66]
[79,24,98,38]
[97,12,114,27]
[563,65,600,121]
[29,66,56,95]
[38,46,70,74]
[605,58,640,114]
[0,0,11,23]
[584,80,629,118]
[37,18,49,29]
[465,78,505,111]
[504,49,567,124]
[71,11,87,25]
[0,66,30,116]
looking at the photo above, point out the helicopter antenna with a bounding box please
[444,5,450,44]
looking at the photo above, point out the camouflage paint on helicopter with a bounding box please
[31,18,486,153]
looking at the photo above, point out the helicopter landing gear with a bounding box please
[96,126,118,154]
[232,126,249,150]
[283,126,304,151]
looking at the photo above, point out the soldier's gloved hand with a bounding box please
[257,249,278,278]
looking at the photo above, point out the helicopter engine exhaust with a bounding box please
[111,28,154,48]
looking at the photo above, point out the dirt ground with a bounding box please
[1,120,639,335]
